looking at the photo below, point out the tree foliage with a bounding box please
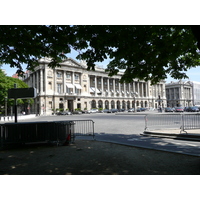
[0,25,200,84]
[0,69,31,107]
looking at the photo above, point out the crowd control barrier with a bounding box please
[72,120,95,141]
[0,121,75,148]
[144,113,200,133]
[0,120,95,148]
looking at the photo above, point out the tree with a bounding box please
[0,25,200,84]
[0,69,32,114]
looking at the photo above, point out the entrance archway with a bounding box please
[117,101,120,109]
[91,100,96,108]
[98,100,103,108]
[111,100,115,109]
[105,100,109,109]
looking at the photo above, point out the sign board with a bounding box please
[8,87,37,99]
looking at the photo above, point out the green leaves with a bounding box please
[0,25,200,84]
[0,69,29,106]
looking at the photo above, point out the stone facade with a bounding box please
[23,57,167,115]
[165,80,193,107]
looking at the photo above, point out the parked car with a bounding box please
[102,109,109,113]
[81,110,91,114]
[174,107,184,112]
[72,111,82,114]
[128,108,135,112]
[89,109,99,113]
[187,106,199,112]
[137,107,146,112]
[107,109,118,113]
[140,107,146,112]
[164,107,174,112]
[56,111,72,115]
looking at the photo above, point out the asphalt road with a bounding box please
[21,112,200,156]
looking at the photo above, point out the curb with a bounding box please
[142,131,200,142]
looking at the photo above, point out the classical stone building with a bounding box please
[165,80,193,107]
[191,81,200,106]
[23,57,167,115]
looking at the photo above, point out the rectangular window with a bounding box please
[49,101,52,108]
[66,72,71,79]
[57,83,62,93]
[66,87,73,94]
[75,74,79,80]
[57,71,62,78]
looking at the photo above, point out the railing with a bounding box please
[0,120,95,148]
[144,113,200,133]
[181,114,200,131]
[72,120,95,141]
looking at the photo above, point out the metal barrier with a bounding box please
[181,114,200,131]
[72,120,95,141]
[145,114,182,131]
[0,120,95,148]
[144,113,200,133]
[0,121,74,148]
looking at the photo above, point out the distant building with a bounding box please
[22,57,167,115]
[191,81,200,106]
[165,80,193,107]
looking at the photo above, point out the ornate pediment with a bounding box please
[39,57,86,68]
[62,58,84,68]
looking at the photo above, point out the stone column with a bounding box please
[141,82,144,97]
[36,70,39,93]
[94,76,97,96]
[72,71,74,94]
[43,67,47,95]
[128,83,130,96]
[101,77,103,94]
[63,71,66,93]
[107,78,110,96]
[119,81,121,97]
[145,82,148,97]
[54,69,56,94]
[113,79,115,97]
[123,83,126,96]
[88,75,91,95]
[40,68,43,94]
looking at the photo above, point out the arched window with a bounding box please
[91,100,96,108]
[105,100,109,109]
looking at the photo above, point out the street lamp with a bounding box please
[131,92,138,112]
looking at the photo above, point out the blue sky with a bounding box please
[2,48,200,83]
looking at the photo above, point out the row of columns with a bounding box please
[32,69,165,99]
[89,75,166,98]
[167,87,192,100]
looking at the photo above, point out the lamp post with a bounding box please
[157,95,163,112]
[27,99,30,115]
[5,97,7,116]
[131,92,138,112]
